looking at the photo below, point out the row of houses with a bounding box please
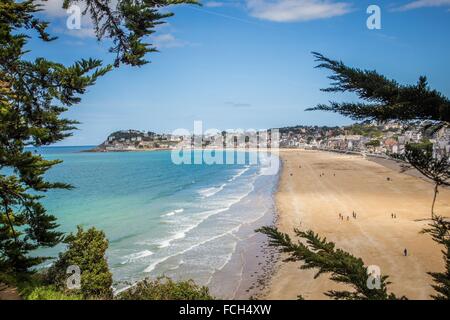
[279,125,450,157]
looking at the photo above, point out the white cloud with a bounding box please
[38,1,97,39]
[38,0,119,16]
[65,27,97,38]
[37,0,67,17]
[151,33,190,49]
[51,26,96,39]
[395,0,450,11]
[225,101,252,108]
[204,1,226,7]
[245,0,352,22]
[204,1,244,8]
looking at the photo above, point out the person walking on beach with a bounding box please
[404,248,408,256]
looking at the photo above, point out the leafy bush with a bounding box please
[365,139,381,147]
[45,226,113,299]
[0,272,17,287]
[1,271,47,299]
[117,277,214,300]
[26,286,82,300]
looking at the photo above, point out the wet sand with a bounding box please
[265,149,449,300]
[207,170,279,299]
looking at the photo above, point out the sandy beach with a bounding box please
[265,149,450,300]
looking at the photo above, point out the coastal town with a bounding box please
[96,123,450,158]
[278,122,450,157]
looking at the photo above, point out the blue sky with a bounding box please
[33,0,450,146]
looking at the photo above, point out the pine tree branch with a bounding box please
[307,52,450,124]
[422,216,450,300]
[257,226,402,300]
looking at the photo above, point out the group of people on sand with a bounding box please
[338,211,357,221]
[320,172,336,177]
[389,214,407,255]
[296,163,339,178]
[297,161,409,257]
[337,210,408,256]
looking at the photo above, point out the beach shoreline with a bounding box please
[263,149,450,300]
[206,160,280,299]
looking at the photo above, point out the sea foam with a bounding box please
[121,250,153,265]
[161,208,184,217]
[198,183,227,198]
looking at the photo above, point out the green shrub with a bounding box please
[0,272,17,287]
[117,277,214,300]
[26,286,82,300]
[25,286,83,300]
[1,271,47,299]
[365,139,381,147]
[45,226,113,299]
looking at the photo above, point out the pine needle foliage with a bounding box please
[306,52,450,124]
[257,226,402,300]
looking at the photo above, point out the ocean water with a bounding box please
[32,147,278,295]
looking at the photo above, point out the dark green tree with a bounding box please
[45,226,112,299]
[306,52,450,124]
[422,216,450,300]
[257,227,401,300]
[400,143,450,218]
[63,0,198,67]
[0,0,196,273]
[365,139,380,147]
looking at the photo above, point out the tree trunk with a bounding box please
[4,203,18,243]
[431,183,439,219]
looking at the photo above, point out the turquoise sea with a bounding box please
[33,147,279,297]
